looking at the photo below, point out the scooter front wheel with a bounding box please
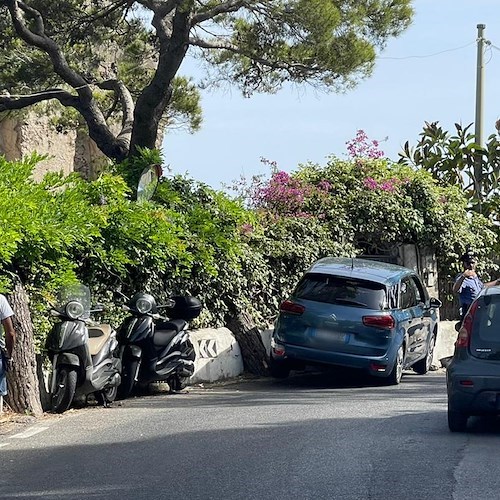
[167,374,189,392]
[52,367,77,413]
[117,359,139,400]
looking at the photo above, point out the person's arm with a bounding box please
[453,272,471,293]
[453,274,465,293]
[484,278,500,288]
[453,269,478,293]
[2,316,15,358]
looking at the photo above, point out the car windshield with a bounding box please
[471,295,500,359]
[293,273,387,310]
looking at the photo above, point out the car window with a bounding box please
[400,277,418,309]
[411,276,427,304]
[294,273,387,310]
[471,296,500,359]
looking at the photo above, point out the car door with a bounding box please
[399,275,431,364]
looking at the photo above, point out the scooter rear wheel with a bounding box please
[95,384,118,406]
[52,367,77,413]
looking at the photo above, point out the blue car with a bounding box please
[270,257,442,384]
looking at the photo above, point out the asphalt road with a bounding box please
[1,370,500,500]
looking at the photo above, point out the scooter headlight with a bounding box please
[65,300,85,320]
[135,297,153,314]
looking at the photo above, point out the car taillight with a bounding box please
[370,362,388,372]
[279,300,305,315]
[456,301,479,348]
[362,315,395,329]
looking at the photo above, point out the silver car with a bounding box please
[447,286,500,431]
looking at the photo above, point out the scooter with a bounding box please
[116,292,202,399]
[45,284,121,413]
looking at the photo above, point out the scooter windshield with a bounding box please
[55,284,92,320]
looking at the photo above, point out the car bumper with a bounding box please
[447,372,500,415]
[271,342,395,377]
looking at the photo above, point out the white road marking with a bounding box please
[11,426,49,439]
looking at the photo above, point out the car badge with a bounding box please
[329,313,337,321]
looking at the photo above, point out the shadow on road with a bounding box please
[113,369,449,413]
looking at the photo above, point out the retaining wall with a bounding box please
[189,321,459,383]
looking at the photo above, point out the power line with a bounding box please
[379,41,476,60]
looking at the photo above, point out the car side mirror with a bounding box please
[428,297,442,309]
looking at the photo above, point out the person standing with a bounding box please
[0,293,16,412]
[453,251,500,320]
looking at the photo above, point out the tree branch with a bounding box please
[3,0,132,161]
[189,36,320,75]
[0,89,78,112]
[191,0,247,25]
[6,0,91,97]
[98,79,135,143]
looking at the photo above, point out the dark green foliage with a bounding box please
[399,121,500,219]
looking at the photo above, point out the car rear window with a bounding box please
[294,273,387,310]
[471,296,500,359]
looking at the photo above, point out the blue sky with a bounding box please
[162,0,500,190]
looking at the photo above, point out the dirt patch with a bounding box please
[0,409,63,436]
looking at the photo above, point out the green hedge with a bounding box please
[0,150,495,349]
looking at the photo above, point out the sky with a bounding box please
[162,0,500,191]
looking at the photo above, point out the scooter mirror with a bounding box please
[114,290,130,301]
[137,163,162,202]
[158,298,176,309]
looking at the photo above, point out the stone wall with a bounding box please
[0,113,107,180]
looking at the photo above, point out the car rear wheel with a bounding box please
[385,344,405,385]
[413,331,436,375]
[269,356,290,379]
[448,409,468,432]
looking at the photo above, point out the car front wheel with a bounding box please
[413,331,436,375]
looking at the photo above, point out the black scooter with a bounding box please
[45,284,121,413]
[116,292,202,399]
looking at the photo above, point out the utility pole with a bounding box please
[474,23,486,209]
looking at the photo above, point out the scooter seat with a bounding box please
[153,319,187,348]
[87,324,112,356]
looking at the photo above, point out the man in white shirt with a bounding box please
[0,294,16,406]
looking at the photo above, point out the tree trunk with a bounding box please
[225,309,270,377]
[5,280,43,416]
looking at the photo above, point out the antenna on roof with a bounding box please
[351,257,354,270]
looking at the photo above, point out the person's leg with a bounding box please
[0,356,6,408]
